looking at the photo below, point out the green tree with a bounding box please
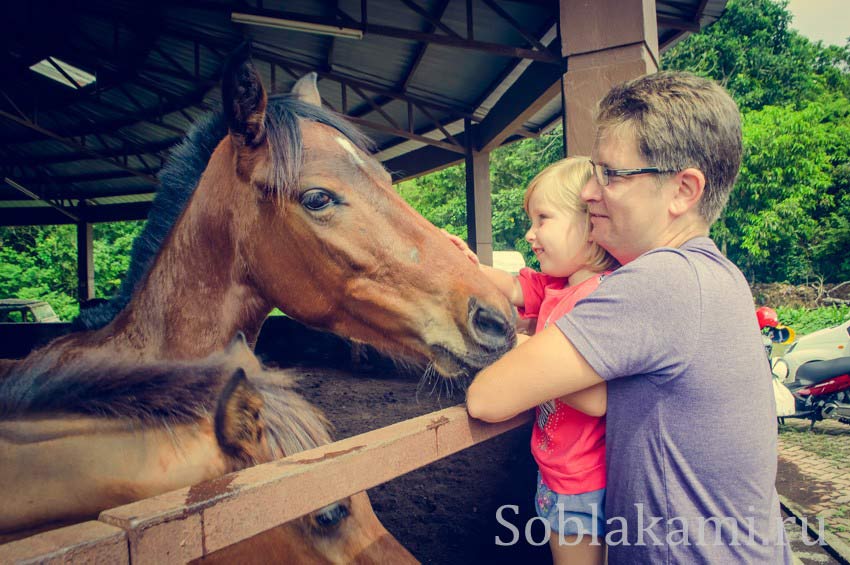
[662,0,849,111]
[714,95,850,282]
[0,220,145,320]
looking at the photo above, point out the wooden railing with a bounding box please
[0,405,531,564]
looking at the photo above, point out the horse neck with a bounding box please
[109,141,270,360]
[0,416,228,536]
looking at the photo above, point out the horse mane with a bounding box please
[0,346,331,456]
[0,349,224,426]
[74,95,373,331]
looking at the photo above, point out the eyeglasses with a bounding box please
[589,160,678,187]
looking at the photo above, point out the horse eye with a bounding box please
[301,189,335,211]
[314,503,349,528]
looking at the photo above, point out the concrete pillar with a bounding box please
[559,0,659,156]
[76,222,94,302]
[464,134,494,267]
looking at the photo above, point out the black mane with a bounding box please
[74,95,373,330]
[0,345,332,455]
[0,348,227,425]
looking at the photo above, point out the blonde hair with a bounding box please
[523,157,618,273]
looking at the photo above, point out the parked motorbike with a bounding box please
[758,307,850,429]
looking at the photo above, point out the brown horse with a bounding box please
[0,335,416,563]
[7,48,513,382]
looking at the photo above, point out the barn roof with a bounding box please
[0,0,726,225]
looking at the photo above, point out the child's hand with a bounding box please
[441,229,480,266]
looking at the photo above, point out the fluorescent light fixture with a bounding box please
[29,57,96,89]
[231,12,363,39]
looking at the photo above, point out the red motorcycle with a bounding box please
[759,307,850,429]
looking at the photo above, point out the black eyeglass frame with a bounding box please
[589,160,678,187]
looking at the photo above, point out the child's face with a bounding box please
[524,188,592,278]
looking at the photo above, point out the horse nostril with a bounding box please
[469,300,510,343]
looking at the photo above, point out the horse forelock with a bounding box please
[250,369,334,457]
[74,95,375,330]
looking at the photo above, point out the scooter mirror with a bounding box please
[768,325,795,344]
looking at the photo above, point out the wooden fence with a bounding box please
[0,405,532,564]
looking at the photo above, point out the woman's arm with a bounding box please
[466,325,604,423]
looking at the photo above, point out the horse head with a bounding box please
[212,50,515,378]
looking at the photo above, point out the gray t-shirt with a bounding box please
[557,237,791,564]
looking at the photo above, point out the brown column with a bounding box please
[560,0,659,156]
[76,222,94,302]
[464,130,494,266]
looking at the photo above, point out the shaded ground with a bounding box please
[292,366,550,565]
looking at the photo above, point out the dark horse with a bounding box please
[4,51,514,379]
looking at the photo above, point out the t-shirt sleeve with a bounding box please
[516,267,548,319]
[555,250,701,384]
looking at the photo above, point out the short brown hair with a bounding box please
[595,71,742,225]
[524,157,618,273]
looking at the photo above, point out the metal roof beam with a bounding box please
[399,0,463,39]
[0,87,208,145]
[399,0,451,92]
[335,6,560,62]
[475,60,563,152]
[481,0,553,54]
[177,2,559,62]
[3,177,81,222]
[162,26,476,119]
[346,117,466,154]
[0,138,180,167]
[383,141,466,182]
[0,202,151,226]
[657,15,701,31]
[0,110,159,184]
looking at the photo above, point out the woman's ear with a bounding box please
[669,167,706,218]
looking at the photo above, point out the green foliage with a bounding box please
[0,221,144,321]
[662,0,850,112]
[775,305,850,335]
[714,95,850,281]
[397,127,564,268]
[398,0,850,283]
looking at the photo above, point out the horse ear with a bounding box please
[225,331,249,355]
[221,45,267,147]
[215,368,265,464]
[291,72,322,107]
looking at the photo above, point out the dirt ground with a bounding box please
[289,364,551,565]
[752,282,850,308]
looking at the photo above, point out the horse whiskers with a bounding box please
[415,362,437,404]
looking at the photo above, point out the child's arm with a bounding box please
[558,383,607,417]
[443,232,524,307]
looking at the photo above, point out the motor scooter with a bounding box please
[758,307,850,429]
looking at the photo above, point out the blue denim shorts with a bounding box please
[535,473,606,538]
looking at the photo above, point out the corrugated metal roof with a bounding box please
[1,0,727,225]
